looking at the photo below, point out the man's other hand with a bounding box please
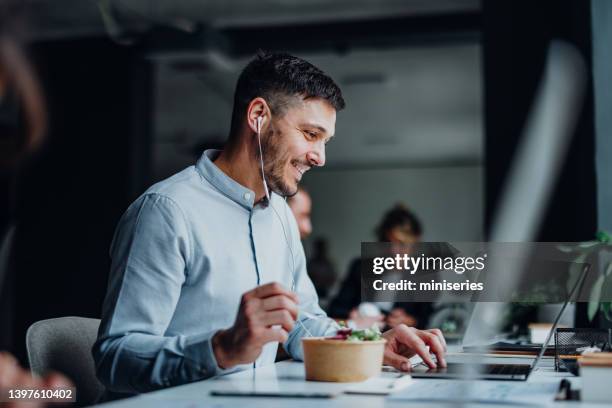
[382,325,447,371]
[212,282,298,369]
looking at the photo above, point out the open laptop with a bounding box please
[410,263,588,380]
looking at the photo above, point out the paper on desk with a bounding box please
[344,375,412,395]
[388,380,559,406]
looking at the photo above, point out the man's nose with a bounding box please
[307,143,326,167]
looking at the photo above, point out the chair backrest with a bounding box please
[26,317,104,406]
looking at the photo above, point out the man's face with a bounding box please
[288,190,312,240]
[261,97,336,197]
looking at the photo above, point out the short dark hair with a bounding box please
[228,51,345,139]
[376,204,423,242]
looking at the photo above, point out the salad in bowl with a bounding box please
[302,324,386,382]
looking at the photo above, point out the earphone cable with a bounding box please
[270,199,314,338]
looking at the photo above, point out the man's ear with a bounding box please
[247,97,270,134]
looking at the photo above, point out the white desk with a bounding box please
[96,354,609,407]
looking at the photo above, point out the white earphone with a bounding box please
[255,113,316,335]
[255,115,270,202]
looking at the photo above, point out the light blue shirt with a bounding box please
[93,149,337,398]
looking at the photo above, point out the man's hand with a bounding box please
[382,325,447,371]
[212,282,298,369]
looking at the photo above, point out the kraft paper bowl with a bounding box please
[302,337,386,382]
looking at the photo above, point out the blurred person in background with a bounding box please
[328,203,433,329]
[287,187,337,299]
[286,186,312,240]
[377,205,433,329]
[306,237,336,300]
[0,7,73,406]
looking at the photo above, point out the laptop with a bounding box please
[408,41,587,381]
[410,263,588,381]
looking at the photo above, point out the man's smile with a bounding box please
[292,162,310,180]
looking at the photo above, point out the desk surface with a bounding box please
[97,354,608,407]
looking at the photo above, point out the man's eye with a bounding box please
[304,131,317,139]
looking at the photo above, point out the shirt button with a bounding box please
[243,192,251,201]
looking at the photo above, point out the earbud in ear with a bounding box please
[254,115,270,202]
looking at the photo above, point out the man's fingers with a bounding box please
[261,327,289,344]
[426,328,447,351]
[395,326,437,368]
[261,295,298,320]
[249,282,298,303]
[260,310,295,332]
[418,331,447,368]
[384,349,411,372]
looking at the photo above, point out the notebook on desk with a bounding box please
[388,380,560,406]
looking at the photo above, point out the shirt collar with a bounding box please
[196,149,271,210]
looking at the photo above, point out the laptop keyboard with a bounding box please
[487,364,531,376]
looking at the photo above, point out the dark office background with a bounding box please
[0,0,607,362]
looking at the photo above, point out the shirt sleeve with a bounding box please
[281,203,338,361]
[92,193,224,394]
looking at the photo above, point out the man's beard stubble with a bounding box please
[260,128,299,198]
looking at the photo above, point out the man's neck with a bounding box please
[214,142,268,203]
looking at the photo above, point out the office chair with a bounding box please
[26,316,104,406]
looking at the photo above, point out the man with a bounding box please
[93,52,447,399]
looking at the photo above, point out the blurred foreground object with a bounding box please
[0,352,72,408]
[0,36,46,167]
[1,8,73,408]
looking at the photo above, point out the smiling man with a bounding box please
[93,52,446,400]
